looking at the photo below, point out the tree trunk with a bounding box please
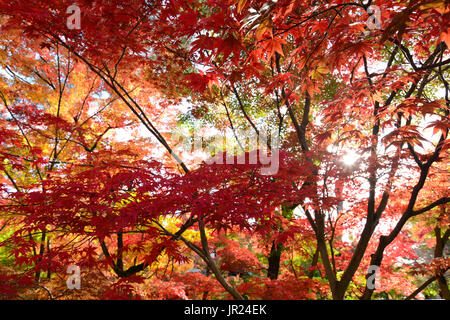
[266,205,294,279]
[434,227,450,299]
[436,275,450,300]
[267,241,283,280]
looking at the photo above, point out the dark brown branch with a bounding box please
[405,276,437,300]
[411,197,450,216]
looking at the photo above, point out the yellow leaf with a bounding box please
[309,69,322,80]
[309,61,330,80]
[255,18,273,40]
[237,0,247,14]
[317,65,330,74]
[420,0,449,13]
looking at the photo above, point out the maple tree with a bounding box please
[0,0,449,300]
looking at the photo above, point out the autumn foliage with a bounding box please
[0,0,449,300]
